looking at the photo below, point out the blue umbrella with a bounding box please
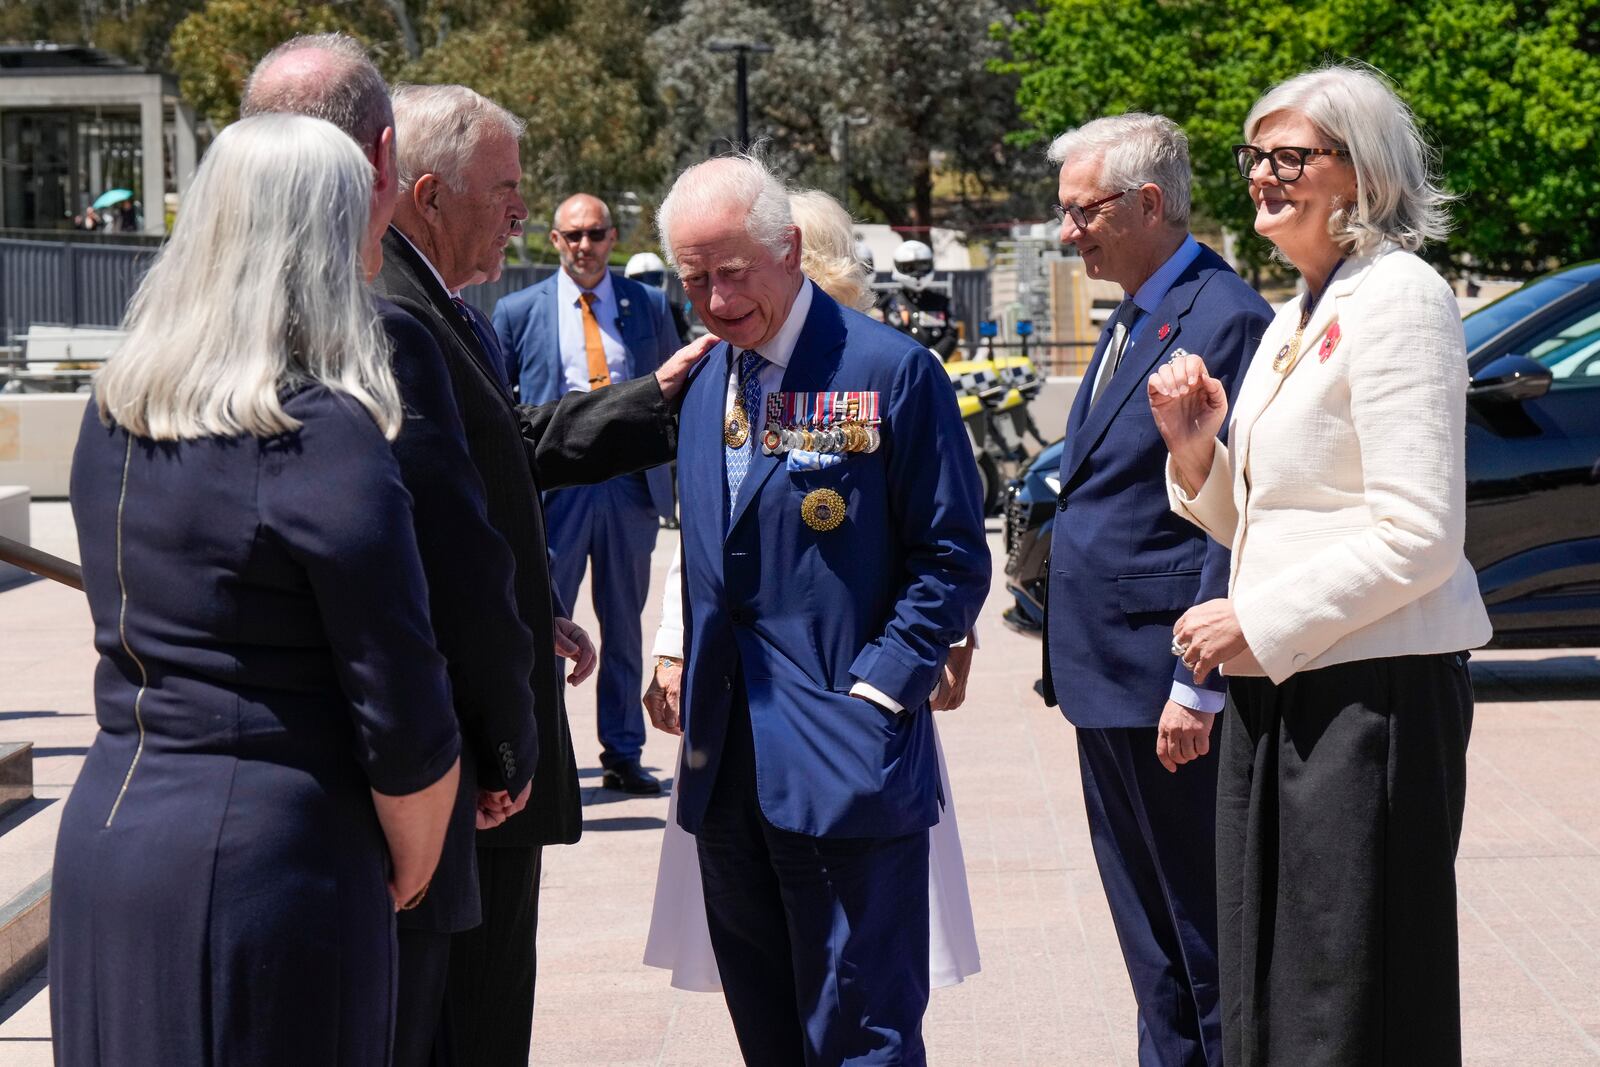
[92,188,133,210]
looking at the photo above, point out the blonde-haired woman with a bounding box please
[641,188,980,993]
[788,188,878,314]
[1148,66,1490,1064]
[51,114,460,1065]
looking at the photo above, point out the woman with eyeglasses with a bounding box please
[1146,65,1491,1065]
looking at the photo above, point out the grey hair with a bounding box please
[96,115,400,441]
[656,153,794,266]
[240,33,392,151]
[1048,113,1191,227]
[1245,63,1451,255]
[789,189,875,313]
[390,84,526,194]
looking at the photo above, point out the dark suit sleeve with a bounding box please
[261,392,460,797]
[491,299,521,401]
[1176,303,1271,693]
[849,346,993,708]
[385,307,539,795]
[513,373,678,490]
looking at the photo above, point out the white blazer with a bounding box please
[1168,244,1492,683]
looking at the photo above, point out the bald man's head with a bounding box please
[241,33,391,154]
[550,193,616,288]
[241,33,398,280]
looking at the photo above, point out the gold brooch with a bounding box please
[800,488,846,532]
[724,406,749,448]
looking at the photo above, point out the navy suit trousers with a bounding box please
[1077,725,1222,1067]
[545,473,658,766]
[696,679,930,1066]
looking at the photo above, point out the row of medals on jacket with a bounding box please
[723,395,882,455]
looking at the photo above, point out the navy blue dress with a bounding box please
[50,387,461,1066]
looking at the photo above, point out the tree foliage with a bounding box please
[652,0,1037,233]
[1002,0,1600,276]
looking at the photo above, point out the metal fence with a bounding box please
[0,238,158,345]
[0,237,999,355]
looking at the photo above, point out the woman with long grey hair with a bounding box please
[1148,65,1490,1064]
[51,113,461,1065]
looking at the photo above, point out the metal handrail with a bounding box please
[0,535,84,591]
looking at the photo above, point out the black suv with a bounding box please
[1003,262,1600,647]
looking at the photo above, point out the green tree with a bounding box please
[397,12,667,225]
[169,0,398,127]
[1003,0,1600,276]
[162,0,667,223]
[652,0,1038,233]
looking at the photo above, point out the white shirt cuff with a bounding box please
[1169,681,1224,714]
[849,680,904,714]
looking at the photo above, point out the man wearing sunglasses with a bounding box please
[1042,112,1271,1067]
[494,194,683,796]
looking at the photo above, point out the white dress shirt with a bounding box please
[556,269,630,392]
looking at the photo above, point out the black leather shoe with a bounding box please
[601,762,662,795]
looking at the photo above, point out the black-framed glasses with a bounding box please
[557,227,612,244]
[1052,188,1135,230]
[1233,144,1351,182]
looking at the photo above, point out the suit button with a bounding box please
[1056,490,1070,512]
[723,676,733,691]
[729,608,746,625]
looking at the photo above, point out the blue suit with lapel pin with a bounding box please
[493,270,680,775]
[1043,240,1270,1067]
[675,283,989,1064]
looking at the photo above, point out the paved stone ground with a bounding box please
[2,502,1599,1064]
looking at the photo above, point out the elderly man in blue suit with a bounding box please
[1042,114,1271,1067]
[494,194,680,794]
[657,155,989,1066]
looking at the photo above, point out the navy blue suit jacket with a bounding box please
[378,297,537,932]
[492,270,678,521]
[674,288,990,839]
[1042,244,1270,729]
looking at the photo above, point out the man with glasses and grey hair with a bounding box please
[1040,113,1270,1067]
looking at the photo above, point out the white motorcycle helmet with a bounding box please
[854,240,877,272]
[625,251,667,288]
[891,239,935,289]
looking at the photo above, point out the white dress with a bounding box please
[644,546,981,990]
[642,715,981,992]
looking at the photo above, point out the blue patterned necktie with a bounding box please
[724,348,766,523]
[451,297,511,390]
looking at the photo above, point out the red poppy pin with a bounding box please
[1318,323,1342,363]
[1158,322,1171,341]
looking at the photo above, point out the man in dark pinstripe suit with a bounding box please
[376,83,712,1066]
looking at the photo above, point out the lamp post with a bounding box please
[708,40,773,150]
[837,111,870,207]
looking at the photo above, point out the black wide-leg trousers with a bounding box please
[1218,652,1474,1067]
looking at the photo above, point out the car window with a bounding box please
[1463,275,1584,353]
[1523,304,1600,387]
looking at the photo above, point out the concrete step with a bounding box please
[0,742,34,821]
[0,795,57,1005]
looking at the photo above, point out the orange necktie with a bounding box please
[578,291,611,389]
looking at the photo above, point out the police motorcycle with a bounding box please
[999,434,1065,637]
[880,240,961,358]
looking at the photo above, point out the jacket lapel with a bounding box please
[384,227,513,404]
[1060,250,1215,488]
[1062,313,1118,441]
[727,289,848,538]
